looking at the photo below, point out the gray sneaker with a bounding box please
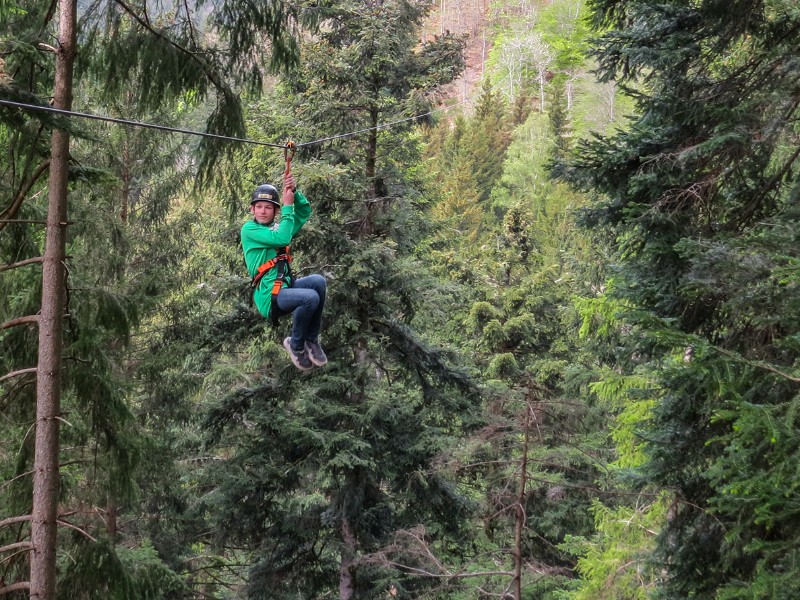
[283,337,314,371]
[305,340,328,367]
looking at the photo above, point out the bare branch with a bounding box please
[0,549,31,566]
[0,469,34,492]
[0,368,37,383]
[386,560,513,579]
[56,519,97,543]
[0,159,50,233]
[0,582,31,595]
[1,315,39,330]
[0,257,44,273]
[182,0,199,47]
[0,542,32,554]
[0,515,32,529]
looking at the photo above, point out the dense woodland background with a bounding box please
[1,0,799,598]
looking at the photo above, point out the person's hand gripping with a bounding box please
[282,140,296,206]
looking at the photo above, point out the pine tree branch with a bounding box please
[715,347,800,383]
[0,542,32,554]
[0,368,37,383]
[0,256,44,273]
[739,138,800,226]
[0,582,30,595]
[0,515,32,530]
[0,160,50,233]
[56,519,97,543]
[0,469,34,492]
[1,315,39,330]
[112,0,225,91]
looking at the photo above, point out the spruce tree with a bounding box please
[197,2,480,599]
[1,0,317,596]
[567,0,800,596]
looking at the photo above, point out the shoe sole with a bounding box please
[304,342,328,367]
[283,338,314,371]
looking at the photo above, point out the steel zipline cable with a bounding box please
[0,98,468,150]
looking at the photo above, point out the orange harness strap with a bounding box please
[251,247,293,324]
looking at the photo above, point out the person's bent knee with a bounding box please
[308,273,326,289]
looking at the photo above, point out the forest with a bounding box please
[1,0,799,598]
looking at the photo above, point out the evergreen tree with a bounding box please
[197,2,476,599]
[567,0,800,597]
[1,0,317,596]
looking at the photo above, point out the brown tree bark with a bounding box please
[30,1,77,598]
[362,106,379,234]
[512,403,532,600]
[339,516,357,600]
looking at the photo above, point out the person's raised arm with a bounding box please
[283,173,296,206]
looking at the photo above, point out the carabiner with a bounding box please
[284,140,297,174]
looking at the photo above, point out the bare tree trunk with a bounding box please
[512,404,532,600]
[120,138,130,224]
[30,1,77,598]
[363,106,379,234]
[105,499,118,539]
[339,516,356,600]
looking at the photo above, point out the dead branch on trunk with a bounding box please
[0,368,38,384]
[0,160,50,233]
[0,256,44,273]
[0,582,31,595]
[1,315,39,330]
[0,515,32,530]
[0,542,33,554]
[56,519,97,543]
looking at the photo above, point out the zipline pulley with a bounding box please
[284,140,297,187]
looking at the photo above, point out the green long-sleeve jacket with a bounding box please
[241,190,312,318]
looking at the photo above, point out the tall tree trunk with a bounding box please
[363,106,379,234]
[339,516,356,600]
[30,1,76,598]
[105,498,118,539]
[512,403,532,600]
[120,138,130,224]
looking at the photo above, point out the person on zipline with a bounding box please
[241,171,327,371]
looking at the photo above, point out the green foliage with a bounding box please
[190,2,481,598]
[58,539,135,600]
[559,494,669,600]
[117,542,187,600]
[486,352,519,378]
[57,538,185,600]
[565,0,800,596]
[418,11,610,590]
[0,3,634,600]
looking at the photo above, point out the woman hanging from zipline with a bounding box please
[241,144,327,371]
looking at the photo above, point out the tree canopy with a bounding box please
[2,0,799,599]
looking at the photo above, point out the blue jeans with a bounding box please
[275,274,326,352]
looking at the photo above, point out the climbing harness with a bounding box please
[251,246,293,325]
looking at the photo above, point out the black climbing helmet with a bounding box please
[251,184,280,206]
